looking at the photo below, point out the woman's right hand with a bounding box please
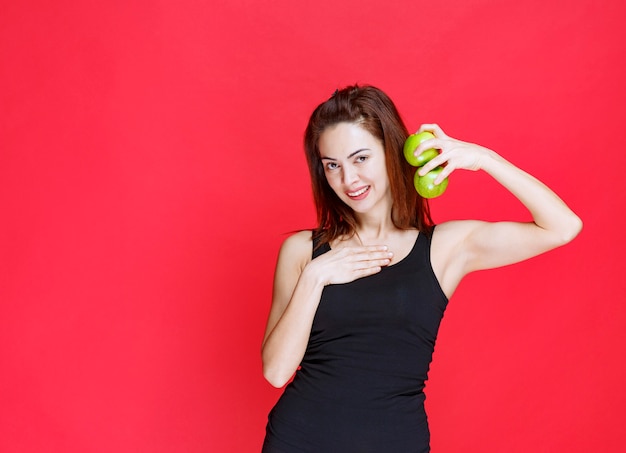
[305,245,393,286]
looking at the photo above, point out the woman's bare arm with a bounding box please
[262,231,393,387]
[413,124,582,296]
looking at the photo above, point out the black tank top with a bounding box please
[263,231,448,453]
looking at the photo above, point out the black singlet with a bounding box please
[262,231,448,453]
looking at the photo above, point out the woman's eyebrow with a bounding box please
[320,148,370,160]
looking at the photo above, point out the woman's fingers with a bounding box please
[341,247,393,270]
[413,127,488,178]
[418,149,449,175]
[322,246,393,284]
[417,123,447,138]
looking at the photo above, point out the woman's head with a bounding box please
[304,85,433,243]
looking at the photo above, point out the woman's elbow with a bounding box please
[261,348,293,388]
[560,213,583,245]
[262,363,291,388]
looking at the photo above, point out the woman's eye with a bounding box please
[325,162,338,170]
[356,155,368,163]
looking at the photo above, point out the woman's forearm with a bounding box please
[261,268,324,388]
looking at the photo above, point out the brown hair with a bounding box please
[304,85,434,246]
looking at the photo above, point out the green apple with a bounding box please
[414,166,448,199]
[403,131,438,167]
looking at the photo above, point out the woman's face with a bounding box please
[318,122,392,216]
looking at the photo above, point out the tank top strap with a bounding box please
[414,225,435,261]
[312,232,331,259]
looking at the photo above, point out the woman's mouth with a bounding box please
[346,186,370,200]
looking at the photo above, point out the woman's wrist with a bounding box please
[476,146,506,174]
[300,263,328,291]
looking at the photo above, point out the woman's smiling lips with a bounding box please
[346,185,370,200]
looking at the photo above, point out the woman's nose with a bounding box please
[342,164,359,185]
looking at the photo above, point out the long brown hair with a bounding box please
[304,85,434,246]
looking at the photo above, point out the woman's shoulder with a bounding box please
[277,230,314,269]
[432,219,487,256]
[433,219,484,240]
[282,229,313,248]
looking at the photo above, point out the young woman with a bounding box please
[261,85,582,452]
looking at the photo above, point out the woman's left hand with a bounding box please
[413,123,492,184]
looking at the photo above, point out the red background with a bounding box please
[1,1,625,452]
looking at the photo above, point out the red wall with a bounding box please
[1,1,624,452]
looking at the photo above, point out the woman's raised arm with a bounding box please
[412,124,582,293]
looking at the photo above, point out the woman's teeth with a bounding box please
[348,186,369,197]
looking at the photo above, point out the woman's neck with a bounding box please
[353,213,397,242]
